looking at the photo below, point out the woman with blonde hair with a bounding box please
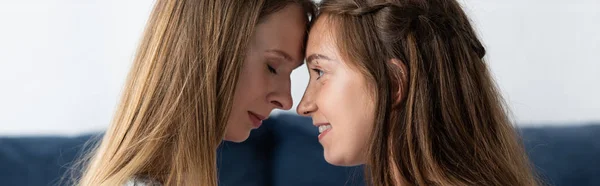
[76,0,314,185]
[298,0,539,185]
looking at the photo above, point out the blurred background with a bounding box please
[1,0,599,136]
[0,0,599,186]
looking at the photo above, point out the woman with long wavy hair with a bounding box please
[75,0,315,185]
[298,0,539,185]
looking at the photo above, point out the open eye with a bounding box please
[312,68,324,80]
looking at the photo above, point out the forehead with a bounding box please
[255,4,307,62]
[306,16,339,58]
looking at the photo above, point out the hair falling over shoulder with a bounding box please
[71,0,315,186]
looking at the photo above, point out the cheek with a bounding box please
[223,122,249,142]
[224,60,268,142]
[223,108,247,142]
[234,58,270,106]
[318,74,375,165]
[320,74,375,126]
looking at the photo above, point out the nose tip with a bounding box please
[270,94,292,110]
[296,107,306,116]
[296,100,315,116]
[270,77,294,110]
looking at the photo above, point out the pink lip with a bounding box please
[248,111,265,128]
[314,123,331,140]
[318,128,331,140]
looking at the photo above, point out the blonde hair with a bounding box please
[73,0,314,185]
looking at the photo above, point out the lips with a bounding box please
[248,111,266,128]
[314,123,332,140]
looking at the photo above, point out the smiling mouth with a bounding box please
[318,124,331,133]
[314,123,332,140]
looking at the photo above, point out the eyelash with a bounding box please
[311,68,324,80]
[267,64,277,74]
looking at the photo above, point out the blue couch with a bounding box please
[1,113,599,186]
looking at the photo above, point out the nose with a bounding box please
[268,77,293,110]
[296,83,317,116]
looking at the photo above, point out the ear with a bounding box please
[388,58,409,108]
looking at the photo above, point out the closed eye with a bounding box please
[267,64,277,74]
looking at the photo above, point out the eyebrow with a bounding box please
[306,54,334,65]
[266,49,293,61]
[265,49,303,68]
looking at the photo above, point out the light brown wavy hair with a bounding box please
[316,0,539,185]
[73,0,314,185]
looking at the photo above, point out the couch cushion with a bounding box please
[0,135,95,186]
[521,124,600,186]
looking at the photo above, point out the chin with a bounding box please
[223,130,251,143]
[323,149,365,167]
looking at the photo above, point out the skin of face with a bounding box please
[224,4,306,142]
[297,16,376,166]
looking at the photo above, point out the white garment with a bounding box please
[124,176,162,186]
